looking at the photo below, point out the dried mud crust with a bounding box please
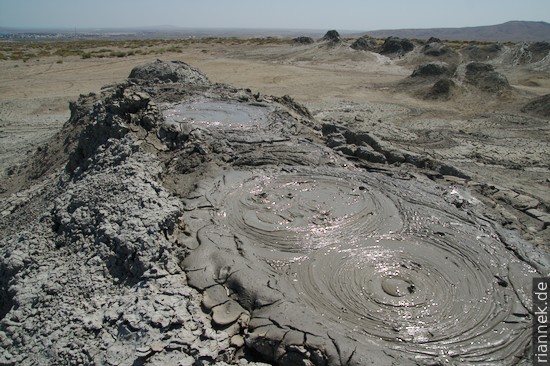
[0,61,275,366]
[0,60,548,366]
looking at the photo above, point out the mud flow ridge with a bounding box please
[0,60,547,366]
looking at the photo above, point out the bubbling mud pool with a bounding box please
[290,236,533,361]
[162,99,272,129]
[182,165,538,364]
[211,171,403,252]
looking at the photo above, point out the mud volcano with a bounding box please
[1,60,547,366]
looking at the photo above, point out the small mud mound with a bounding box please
[465,61,495,74]
[321,30,342,43]
[293,36,315,45]
[426,78,456,99]
[129,59,210,85]
[521,93,550,117]
[462,43,503,61]
[423,41,452,57]
[403,63,455,100]
[464,62,511,92]
[427,37,441,43]
[381,36,415,55]
[350,36,378,51]
[509,41,550,65]
[528,41,550,61]
[411,62,452,78]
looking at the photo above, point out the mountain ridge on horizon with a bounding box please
[363,20,550,42]
[1,20,548,42]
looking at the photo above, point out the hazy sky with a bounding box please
[1,0,549,30]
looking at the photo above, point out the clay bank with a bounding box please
[0,60,548,366]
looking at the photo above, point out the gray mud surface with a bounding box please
[1,60,549,365]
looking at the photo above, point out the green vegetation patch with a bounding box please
[0,36,292,62]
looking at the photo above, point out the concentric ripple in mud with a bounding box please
[183,166,540,364]
[210,170,402,252]
[289,232,532,362]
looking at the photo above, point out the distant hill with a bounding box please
[364,21,550,42]
[1,21,549,42]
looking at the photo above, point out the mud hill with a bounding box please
[0,58,548,366]
[0,25,549,366]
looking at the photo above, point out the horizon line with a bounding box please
[1,19,548,33]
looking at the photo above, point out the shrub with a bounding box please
[109,51,126,58]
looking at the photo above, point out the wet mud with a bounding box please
[1,60,548,366]
[163,99,273,129]
[151,64,547,365]
[182,165,539,364]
